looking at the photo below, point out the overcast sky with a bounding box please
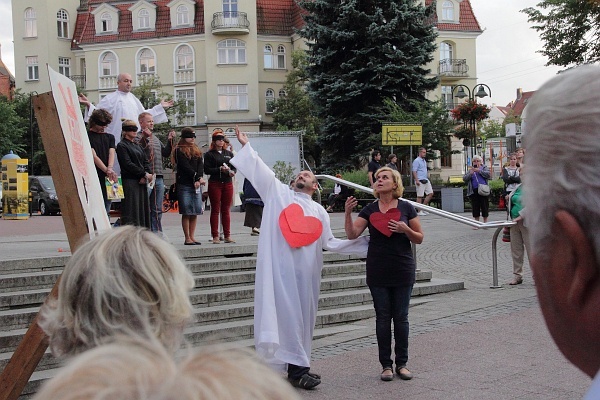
[0,0,561,107]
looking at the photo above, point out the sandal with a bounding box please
[288,372,321,390]
[224,237,236,243]
[212,238,220,244]
[380,367,394,381]
[396,366,413,380]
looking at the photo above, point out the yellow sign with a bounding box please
[1,155,29,219]
[381,124,423,145]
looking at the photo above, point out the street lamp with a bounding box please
[452,84,491,170]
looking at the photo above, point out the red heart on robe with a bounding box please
[279,203,323,248]
[370,208,401,237]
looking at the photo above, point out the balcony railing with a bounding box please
[438,59,469,77]
[99,75,118,90]
[211,11,250,34]
[174,69,195,85]
[71,74,86,89]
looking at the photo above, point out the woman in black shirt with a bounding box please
[344,167,423,382]
[203,129,236,244]
[174,127,205,245]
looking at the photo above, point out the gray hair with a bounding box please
[39,226,195,357]
[524,64,600,265]
[472,155,483,162]
[33,338,301,400]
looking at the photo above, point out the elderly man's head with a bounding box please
[524,64,600,378]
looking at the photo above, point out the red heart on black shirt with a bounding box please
[370,208,401,237]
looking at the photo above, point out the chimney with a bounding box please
[516,88,523,100]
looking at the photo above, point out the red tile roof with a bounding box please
[72,1,480,48]
[73,1,205,49]
[425,0,482,32]
[507,91,535,117]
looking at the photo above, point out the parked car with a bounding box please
[29,176,60,215]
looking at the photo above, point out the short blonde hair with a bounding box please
[373,167,404,199]
[33,338,301,400]
[38,226,195,357]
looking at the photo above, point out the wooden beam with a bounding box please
[0,92,90,399]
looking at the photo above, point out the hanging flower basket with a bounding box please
[451,99,490,122]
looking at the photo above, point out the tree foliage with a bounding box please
[522,0,600,67]
[298,0,439,171]
[271,50,322,168]
[0,94,28,157]
[479,119,505,139]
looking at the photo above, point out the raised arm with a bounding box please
[344,196,368,239]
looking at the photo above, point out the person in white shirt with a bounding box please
[231,126,368,390]
[411,147,433,216]
[524,65,600,400]
[78,73,173,174]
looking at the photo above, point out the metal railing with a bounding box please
[211,11,250,31]
[316,174,515,288]
[438,59,469,77]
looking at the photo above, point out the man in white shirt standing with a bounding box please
[78,73,173,174]
[411,147,433,216]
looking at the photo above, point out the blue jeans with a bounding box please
[148,176,165,233]
[369,285,413,369]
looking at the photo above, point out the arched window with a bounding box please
[100,12,112,32]
[217,39,246,64]
[266,89,275,113]
[57,9,69,38]
[264,45,273,69]
[276,45,286,69]
[177,5,189,25]
[138,48,156,74]
[100,52,117,76]
[138,9,150,29]
[442,1,454,21]
[278,89,287,98]
[176,45,193,70]
[25,8,37,37]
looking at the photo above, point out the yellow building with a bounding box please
[12,0,483,179]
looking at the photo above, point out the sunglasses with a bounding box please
[213,136,225,141]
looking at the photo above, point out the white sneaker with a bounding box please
[417,211,429,216]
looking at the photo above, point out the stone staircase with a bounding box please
[0,244,463,397]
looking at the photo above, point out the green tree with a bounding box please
[272,50,322,168]
[479,119,505,139]
[272,161,296,185]
[298,0,439,171]
[0,95,27,157]
[382,98,456,172]
[522,0,600,67]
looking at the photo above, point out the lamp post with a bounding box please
[452,84,491,171]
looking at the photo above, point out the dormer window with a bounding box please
[129,1,157,31]
[442,1,454,21]
[138,9,150,29]
[167,0,195,28]
[92,4,119,35]
[101,13,112,32]
[177,5,189,25]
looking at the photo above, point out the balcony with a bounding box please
[99,75,118,90]
[211,12,250,35]
[174,69,195,85]
[438,59,469,78]
[71,75,86,89]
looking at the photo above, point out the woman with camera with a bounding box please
[463,155,491,224]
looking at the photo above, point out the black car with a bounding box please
[29,176,60,215]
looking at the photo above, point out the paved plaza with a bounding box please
[0,209,591,399]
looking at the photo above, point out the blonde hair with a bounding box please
[38,226,195,357]
[373,167,404,199]
[33,338,301,400]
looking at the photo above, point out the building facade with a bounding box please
[12,0,482,179]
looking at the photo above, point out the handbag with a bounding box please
[475,173,490,196]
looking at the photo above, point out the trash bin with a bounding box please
[441,187,464,213]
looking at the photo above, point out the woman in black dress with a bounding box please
[173,127,205,245]
[116,119,152,227]
[344,167,423,382]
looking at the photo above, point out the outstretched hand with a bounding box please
[235,125,248,146]
[160,99,174,109]
[345,196,358,214]
[78,93,91,107]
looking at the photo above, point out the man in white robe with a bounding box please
[78,73,173,174]
[231,127,368,390]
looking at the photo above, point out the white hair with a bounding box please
[38,226,195,357]
[524,64,600,265]
[472,155,483,162]
[33,338,301,400]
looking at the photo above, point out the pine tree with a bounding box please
[298,0,439,171]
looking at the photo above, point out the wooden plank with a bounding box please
[0,92,90,400]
